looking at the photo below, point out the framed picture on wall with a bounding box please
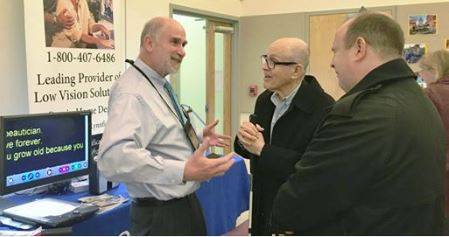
[403,43,427,64]
[409,14,437,35]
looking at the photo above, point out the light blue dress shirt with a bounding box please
[97,59,199,200]
[269,82,302,143]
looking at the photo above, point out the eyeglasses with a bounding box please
[261,54,298,70]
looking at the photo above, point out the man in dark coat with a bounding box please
[271,12,446,235]
[234,38,335,235]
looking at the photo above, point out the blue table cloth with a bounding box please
[1,155,250,235]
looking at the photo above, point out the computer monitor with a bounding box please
[0,111,91,195]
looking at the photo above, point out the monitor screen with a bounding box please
[0,111,91,195]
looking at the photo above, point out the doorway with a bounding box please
[172,13,235,154]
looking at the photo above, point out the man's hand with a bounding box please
[183,138,235,182]
[56,9,75,29]
[202,120,231,148]
[97,39,114,49]
[92,24,111,39]
[237,122,265,156]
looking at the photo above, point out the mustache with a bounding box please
[171,55,182,62]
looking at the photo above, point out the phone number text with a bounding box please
[47,51,116,63]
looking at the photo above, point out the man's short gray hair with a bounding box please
[140,17,168,47]
[285,40,310,73]
[295,46,310,72]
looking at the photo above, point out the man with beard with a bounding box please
[97,17,234,235]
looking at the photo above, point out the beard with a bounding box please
[164,56,182,75]
[167,62,180,74]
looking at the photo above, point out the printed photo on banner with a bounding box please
[43,0,115,49]
[409,14,437,35]
[403,43,426,64]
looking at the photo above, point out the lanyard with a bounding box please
[125,59,199,150]
[125,59,183,124]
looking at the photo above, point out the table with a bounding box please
[1,156,250,235]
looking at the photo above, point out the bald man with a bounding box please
[234,38,334,235]
[98,17,234,235]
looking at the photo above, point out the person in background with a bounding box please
[52,0,113,48]
[418,49,449,218]
[43,0,75,46]
[271,12,446,235]
[97,17,235,235]
[234,37,334,235]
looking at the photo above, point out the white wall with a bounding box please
[125,0,242,59]
[172,0,242,16]
[125,0,170,59]
[2,0,448,116]
[241,0,449,16]
[0,0,28,115]
[0,0,241,116]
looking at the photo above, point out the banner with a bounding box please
[23,0,125,134]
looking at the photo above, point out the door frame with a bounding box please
[171,5,238,154]
[205,20,233,154]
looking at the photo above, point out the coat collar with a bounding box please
[331,58,415,116]
[260,75,328,119]
[288,75,324,114]
[343,58,415,98]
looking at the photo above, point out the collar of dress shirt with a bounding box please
[270,80,302,107]
[134,58,169,87]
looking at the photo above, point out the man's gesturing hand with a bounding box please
[183,138,235,182]
[202,120,231,148]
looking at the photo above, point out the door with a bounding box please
[205,20,233,154]
[309,13,348,99]
[308,10,392,99]
[172,14,234,154]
